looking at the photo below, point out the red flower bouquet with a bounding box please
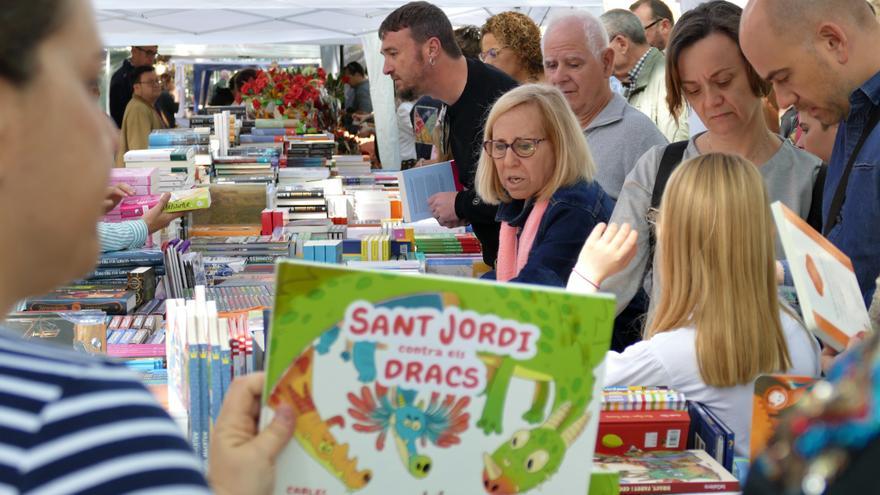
[240,66,336,133]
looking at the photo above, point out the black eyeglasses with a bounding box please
[642,18,662,30]
[135,47,159,57]
[483,138,546,159]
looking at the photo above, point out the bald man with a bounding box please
[741,0,880,307]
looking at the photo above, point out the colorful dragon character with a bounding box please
[347,384,470,479]
[482,403,590,493]
[268,347,373,490]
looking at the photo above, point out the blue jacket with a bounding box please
[825,70,880,307]
[487,181,614,287]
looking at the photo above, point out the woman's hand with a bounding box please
[574,223,638,288]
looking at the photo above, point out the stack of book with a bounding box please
[149,129,210,155]
[161,239,207,299]
[24,288,138,315]
[688,401,736,472]
[124,147,196,192]
[277,166,331,186]
[213,155,277,184]
[285,134,336,163]
[332,154,371,177]
[593,450,739,494]
[596,386,690,455]
[414,233,482,255]
[106,314,165,349]
[104,168,159,223]
[187,233,294,271]
[276,187,328,222]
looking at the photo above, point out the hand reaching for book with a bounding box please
[573,223,638,289]
[143,193,184,234]
[209,373,296,495]
[103,183,135,213]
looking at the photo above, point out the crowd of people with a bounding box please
[1,0,880,493]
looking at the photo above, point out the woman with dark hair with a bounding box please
[0,0,294,493]
[480,11,544,83]
[591,0,824,324]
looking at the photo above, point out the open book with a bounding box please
[771,201,871,351]
[396,161,459,222]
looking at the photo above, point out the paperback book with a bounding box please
[593,450,739,494]
[261,260,615,494]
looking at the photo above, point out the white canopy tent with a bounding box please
[92,0,737,168]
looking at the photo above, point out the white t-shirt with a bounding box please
[603,309,821,457]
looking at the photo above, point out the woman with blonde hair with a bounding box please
[576,153,821,456]
[480,11,544,83]
[476,83,613,286]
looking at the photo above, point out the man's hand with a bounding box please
[103,183,135,213]
[208,373,296,495]
[142,192,184,234]
[575,223,638,287]
[428,191,461,228]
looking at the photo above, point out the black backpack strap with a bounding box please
[824,105,880,235]
[651,140,689,210]
[807,165,827,232]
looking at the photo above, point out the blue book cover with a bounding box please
[687,401,733,471]
[210,344,223,425]
[198,342,211,459]
[700,401,735,471]
[97,249,164,268]
[187,344,202,457]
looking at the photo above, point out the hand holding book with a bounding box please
[208,373,296,495]
[143,193,184,234]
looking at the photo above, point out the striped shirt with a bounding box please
[97,221,148,253]
[0,330,210,494]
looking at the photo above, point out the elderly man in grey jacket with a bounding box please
[542,10,667,200]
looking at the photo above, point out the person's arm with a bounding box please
[567,223,638,294]
[510,205,619,287]
[594,146,664,314]
[454,188,498,224]
[27,361,211,494]
[98,220,148,253]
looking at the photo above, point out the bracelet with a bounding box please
[573,268,600,291]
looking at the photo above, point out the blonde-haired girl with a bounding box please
[574,153,821,456]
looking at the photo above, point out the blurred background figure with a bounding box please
[480,11,544,83]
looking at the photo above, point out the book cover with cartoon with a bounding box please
[261,260,615,494]
[749,374,816,459]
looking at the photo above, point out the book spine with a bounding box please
[97,255,164,268]
[187,344,201,457]
[619,481,740,494]
[26,300,127,315]
[277,191,324,199]
[210,344,222,425]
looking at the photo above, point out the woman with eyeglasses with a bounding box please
[594,0,824,320]
[475,84,613,287]
[480,11,544,83]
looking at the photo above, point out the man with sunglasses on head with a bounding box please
[629,0,675,51]
[601,9,688,142]
[116,65,166,166]
[109,45,158,127]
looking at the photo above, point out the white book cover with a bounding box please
[771,201,871,351]
[396,161,457,222]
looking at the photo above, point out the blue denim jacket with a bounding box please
[824,70,880,307]
[486,181,614,287]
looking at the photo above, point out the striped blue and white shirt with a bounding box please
[97,221,148,253]
[0,330,210,494]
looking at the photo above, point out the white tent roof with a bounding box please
[94,2,606,46]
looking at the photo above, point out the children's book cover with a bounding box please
[593,450,739,494]
[262,260,615,494]
[749,374,816,459]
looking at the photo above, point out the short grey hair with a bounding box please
[600,9,648,45]
[542,9,610,60]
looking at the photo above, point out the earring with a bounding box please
[429,57,435,66]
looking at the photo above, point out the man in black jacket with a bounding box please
[379,1,517,267]
[109,45,157,127]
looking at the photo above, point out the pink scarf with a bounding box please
[496,199,549,282]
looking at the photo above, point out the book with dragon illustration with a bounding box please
[261,260,615,494]
[593,450,739,494]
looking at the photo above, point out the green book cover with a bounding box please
[262,260,615,494]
